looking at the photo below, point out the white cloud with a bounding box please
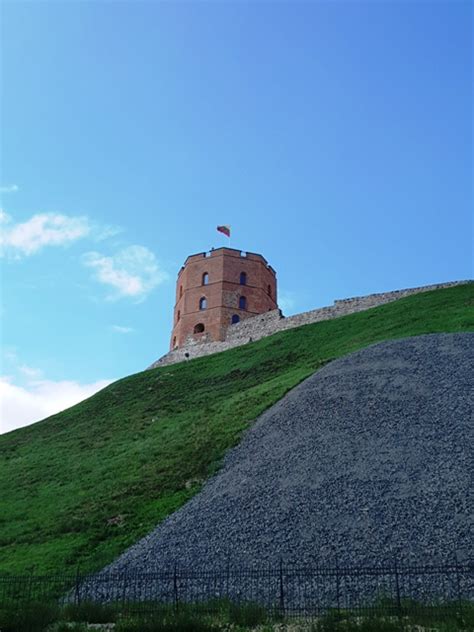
[82,245,168,300]
[112,325,135,334]
[0,184,19,194]
[0,374,113,433]
[0,211,91,258]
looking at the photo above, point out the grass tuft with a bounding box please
[61,600,117,623]
[0,600,59,632]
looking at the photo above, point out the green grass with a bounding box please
[1,283,473,576]
[1,598,473,632]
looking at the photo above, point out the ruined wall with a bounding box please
[148,280,471,369]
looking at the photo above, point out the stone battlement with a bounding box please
[148,280,471,369]
[179,248,276,275]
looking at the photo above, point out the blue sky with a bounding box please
[1,0,472,432]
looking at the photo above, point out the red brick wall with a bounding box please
[170,248,277,349]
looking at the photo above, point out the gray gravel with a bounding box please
[106,333,473,572]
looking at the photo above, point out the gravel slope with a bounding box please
[106,333,473,571]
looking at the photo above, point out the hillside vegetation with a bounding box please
[1,283,473,576]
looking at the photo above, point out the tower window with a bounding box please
[231,314,240,324]
[267,285,272,297]
[179,285,183,298]
[199,297,207,310]
[194,323,205,334]
[240,272,247,285]
[177,310,181,322]
[202,272,209,285]
[239,296,247,310]
[173,336,177,348]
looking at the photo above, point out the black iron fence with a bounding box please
[0,561,473,619]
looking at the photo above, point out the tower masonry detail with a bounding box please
[170,247,277,350]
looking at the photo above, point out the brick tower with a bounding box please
[170,248,277,350]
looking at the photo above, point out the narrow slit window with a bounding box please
[240,272,247,285]
[239,296,247,310]
[202,272,209,285]
[199,297,207,310]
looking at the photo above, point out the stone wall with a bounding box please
[148,280,471,369]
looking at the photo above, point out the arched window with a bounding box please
[179,285,183,298]
[194,323,205,334]
[231,314,240,324]
[177,310,181,322]
[199,297,207,310]
[240,271,247,285]
[202,272,209,285]
[239,296,247,310]
[267,285,272,297]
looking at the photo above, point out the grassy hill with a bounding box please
[1,283,473,576]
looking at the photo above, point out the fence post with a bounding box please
[279,558,285,617]
[74,565,81,605]
[121,573,128,615]
[454,553,463,617]
[394,560,401,616]
[27,566,35,603]
[173,562,179,614]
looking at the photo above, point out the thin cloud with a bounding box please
[82,245,168,301]
[2,349,18,364]
[19,364,43,379]
[278,291,297,315]
[0,374,113,433]
[92,223,123,242]
[0,211,91,258]
[112,325,135,334]
[0,184,19,194]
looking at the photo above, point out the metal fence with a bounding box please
[1,561,473,619]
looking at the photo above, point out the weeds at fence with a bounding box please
[0,601,474,631]
[312,615,403,632]
[0,564,472,631]
[61,600,117,623]
[115,612,220,632]
[49,624,88,632]
[0,600,59,632]
[227,599,269,626]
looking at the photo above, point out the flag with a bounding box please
[217,225,231,237]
